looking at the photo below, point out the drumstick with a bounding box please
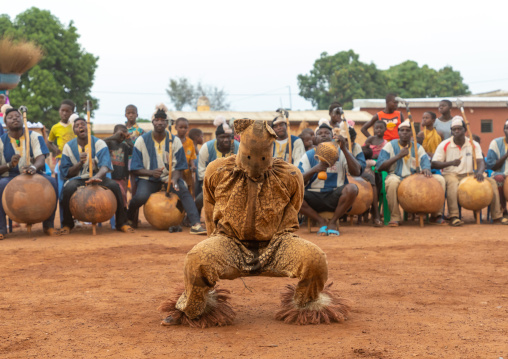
[86,101,93,177]
[456,99,477,173]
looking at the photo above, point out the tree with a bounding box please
[297,50,387,110]
[166,77,230,111]
[297,50,470,109]
[0,8,99,127]
[384,61,470,99]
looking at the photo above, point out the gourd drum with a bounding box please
[69,185,117,224]
[457,176,493,211]
[2,174,56,224]
[397,174,444,214]
[346,176,373,215]
[143,192,185,230]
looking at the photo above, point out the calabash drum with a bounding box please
[143,191,185,230]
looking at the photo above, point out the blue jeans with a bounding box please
[127,178,200,226]
[0,174,58,234]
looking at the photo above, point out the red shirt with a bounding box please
[377,110,402,141]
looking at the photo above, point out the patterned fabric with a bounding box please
[175,233,327,319]
[0,131,49,177]
[130,130,187,183]
[197,139,240,181]
[376,140,430,178]
[48,122,76,159]
[272,135,306,164]
[60,136,112,183]
[298,147,349,193]
[204,156,303,240]
[126,123,144,142]
[486,137,508,175]
[432,137,483,175]
[422,128,442,155]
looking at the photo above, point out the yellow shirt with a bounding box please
[181,137,197,163]
[48,122,76,158]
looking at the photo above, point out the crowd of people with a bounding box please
[0,92,508,240]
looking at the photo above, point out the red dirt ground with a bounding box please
[1,212,507,359]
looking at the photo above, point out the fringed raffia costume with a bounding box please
[160,119,350,327]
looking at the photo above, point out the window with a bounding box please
[481,120,493,133]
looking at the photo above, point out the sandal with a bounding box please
[327,229,340,236]
[388,221,399,227]
[317,225,328,236]
[494,218,508,225]
[119,225,135,233]
[429,216,447,225]
[373,219,383,227]
[43,228,62,236]
[449,217,463,227]
[60,226,71,235]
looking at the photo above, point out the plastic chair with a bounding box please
[375,170,390,225]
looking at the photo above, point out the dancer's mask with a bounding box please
[234,119,277,180]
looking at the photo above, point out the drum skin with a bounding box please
[457,176,493,211]
[143,192,185,230]
[2,174,57,224]
[70,185,117,223]
[397,174,444,214]
[346,176,373,215]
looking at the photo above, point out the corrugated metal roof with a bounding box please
[166,110,372,122]
[353,96,508,109]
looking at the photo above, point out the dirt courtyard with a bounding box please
[1,213,507,359]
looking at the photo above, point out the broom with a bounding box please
[0,37,43,90]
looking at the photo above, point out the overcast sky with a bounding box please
[5,0,508,124]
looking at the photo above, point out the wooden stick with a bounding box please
[419,216,424,228]
[21,110,30,164]
[86,101,93,177]
[280,110,292,164]
[456,99,477,172]
[339,107,352,152]
[403,101,420,170]
[166,123,173,194]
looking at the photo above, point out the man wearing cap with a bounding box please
[159,119,350,327]
[194,116,240,217]
[271,111,305,164]
[376,120,446,226]
[433,116,508,226]
[0,108,59,238]
[127,104,206,234]
[298,119,361,236]
[59,117,134,234]
[485,120,508,215]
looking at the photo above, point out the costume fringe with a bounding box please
[275,283,351,325]
[159,287,236,328]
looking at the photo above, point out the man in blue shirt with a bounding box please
[0,108,58,238]
[127,106,205,235]
[59,117,133,234]
[298,121,361,236]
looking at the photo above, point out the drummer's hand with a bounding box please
[336,135,347,150]
[152,167,163,179]
[451,159,461,167]
[171,178,180,192]
[398,146,409,159]
[475,171,484,182]
[190,164,197,173]
[314,161,329,173]
[10,154,21,168]
[79,152,88,164]
[422,168,432,178]
[85,176,102,184]
[21,165,37,175]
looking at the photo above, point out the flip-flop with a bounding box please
[388,221,399,227]
[317,226,328,236]
[327,229,340,236]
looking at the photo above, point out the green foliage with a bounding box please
[384,61,470,99]
[136,118,150,123]
[0,8,99,127]
[298,50,470,110]
[166,77,230,111]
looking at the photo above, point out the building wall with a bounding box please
[360,106,508,153]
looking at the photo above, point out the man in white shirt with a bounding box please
[432,117,508,226]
